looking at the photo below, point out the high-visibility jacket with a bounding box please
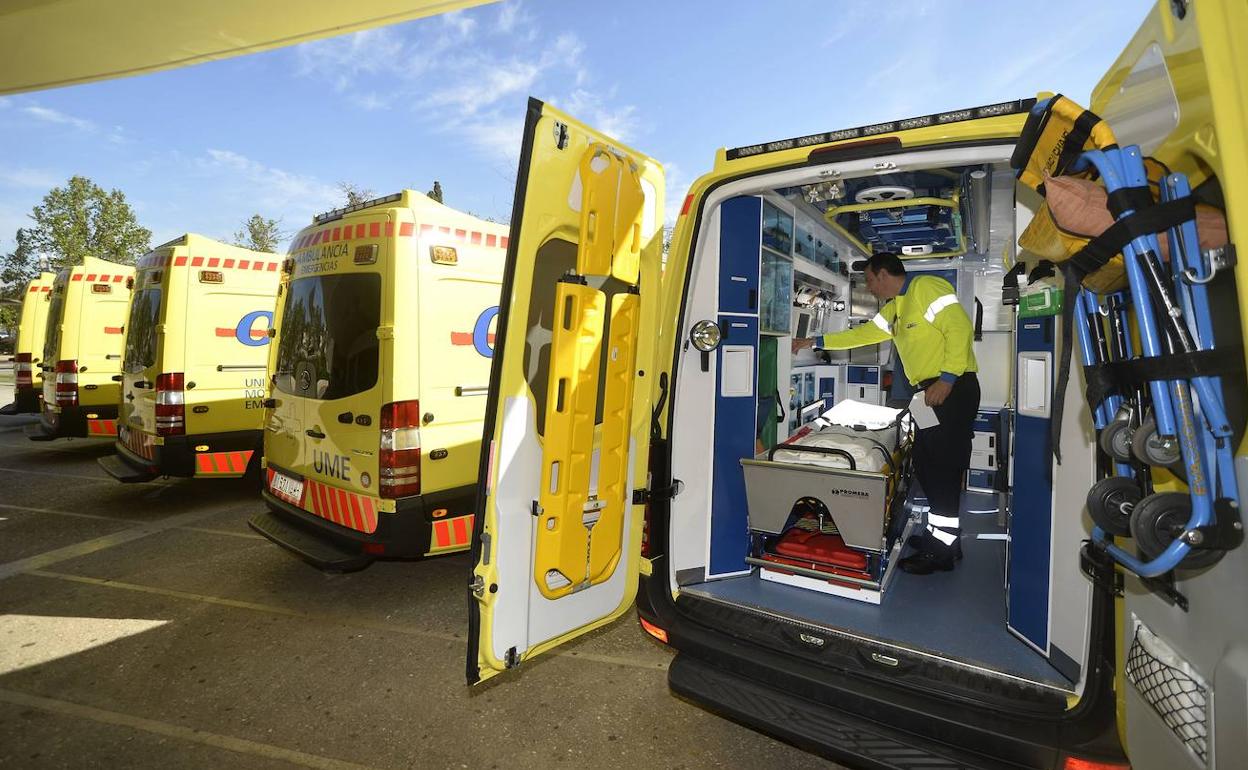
[819,275,976,386]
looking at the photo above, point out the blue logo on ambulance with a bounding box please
[236,311,274,347]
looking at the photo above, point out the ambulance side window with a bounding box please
[274,274,381,400]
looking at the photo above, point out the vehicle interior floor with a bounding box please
[682,490,1077,693]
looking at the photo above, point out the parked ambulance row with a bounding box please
[7,192,506,567]
[3,3,1245,766]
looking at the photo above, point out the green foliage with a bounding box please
[233,214,285,253]
[28,176,151,268]
[338,181,376,207]
[1,228,39,291]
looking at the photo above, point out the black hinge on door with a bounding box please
[633,480,683,505]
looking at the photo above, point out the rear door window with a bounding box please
[125,286,163,373]
[274,273,381,400]
[42,286,66,362]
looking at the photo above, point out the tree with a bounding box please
[0,229,40,350]
[337,181,376,207]
[28,176,151,268]
[427,180,443,204]
[233,215,284,253]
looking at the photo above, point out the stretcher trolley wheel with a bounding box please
[1129,492,1225,570]
[1131,418,1185,478]
[1086,477,1141,537]
[1098,419,1134,463]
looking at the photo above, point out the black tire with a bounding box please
[1086,476,1140,537]
[1099,420,1134,462]
[1129,492,1225,570]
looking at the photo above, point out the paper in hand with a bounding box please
[908,391,940,430]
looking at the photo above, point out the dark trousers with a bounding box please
[911,372,980,547]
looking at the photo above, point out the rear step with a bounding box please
[677,592,1068,713]
[669,654,1003,769]
[248,510,372,572]
[97,453,159,483]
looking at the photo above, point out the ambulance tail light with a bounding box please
[639,617,669,645]
[155,372,185,436]
[1060,757,1130,770]
[15,353,33,388]
[379,400,421,498]
[54,359,78,406]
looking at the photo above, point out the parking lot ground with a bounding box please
[0,411,842,769]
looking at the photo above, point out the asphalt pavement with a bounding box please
[0,393,840,770]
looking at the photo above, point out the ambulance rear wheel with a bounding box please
[1086,477,1140,537]
[1098,420,1133,463]
[1130,492,1224,571]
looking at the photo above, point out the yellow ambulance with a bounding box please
[466,3,1248,768]
[29,256,134,440]
[97,234,281,483]
[249,191,507,570]
[2,271,56,415]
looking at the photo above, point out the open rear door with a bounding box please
[1088,2,1248,768]
[467,99,664,684]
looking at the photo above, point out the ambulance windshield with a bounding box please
[124,286,162,372]
[274,273,380,400]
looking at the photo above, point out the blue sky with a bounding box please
[0,0,1153,254]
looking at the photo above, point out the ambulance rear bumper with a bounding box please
[107,429,262,480]
[253,482,475,570]
[32,404,116,439]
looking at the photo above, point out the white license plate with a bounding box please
[270,471,304,505]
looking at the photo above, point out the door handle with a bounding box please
[306,428,326,439]
[337,412,353,424]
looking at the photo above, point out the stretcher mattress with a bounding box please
[771,430,892,472]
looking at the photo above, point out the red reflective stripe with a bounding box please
[112,274,124,282]
[214,328,234,337]
[207,258,220,268]
[223,259,235,269]
[348,494,363,531]
[175,256,188,266]
[239,260,250,270]
[85,274,96,281]
[197,454,212,474]
[104,326,123,334]
[355,224,366,239]
[470,231,482,245]
[369,222,380,238]
[267,262,277,272]
[239,450,254,471]
[332,227,341,241]
[191,256,204,267]
[501,236,509,249]
[486,234,497,247]
[316,482,330,520]
[439,226,450,235]
[308,481,320,516]
[28,286,38,293]
[362,498,376,532]
[399,222,414,237]
[336,489,351,526]
[385,222,394,237]
[452,516,468,545]
[71,274,83,281]
[434,520,451,548]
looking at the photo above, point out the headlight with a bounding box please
[689,320,722,352]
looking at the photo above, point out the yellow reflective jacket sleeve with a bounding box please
[818,303,894,350]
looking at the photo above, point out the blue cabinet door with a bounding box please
[1008,316,1054,652]
[718,196,761,314]
[710,315,758,576]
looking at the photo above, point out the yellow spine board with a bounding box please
[589,291,640,582]
[533,141,647,599]
[535,282,606,597]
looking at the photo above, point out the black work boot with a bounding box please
[899,536,960,574]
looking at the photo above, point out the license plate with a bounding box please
[270,471,304,505]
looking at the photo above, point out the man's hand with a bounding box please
[924,379,953,407]
[791,337,815,355]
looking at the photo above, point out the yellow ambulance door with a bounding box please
[121,261,167,438]
[265,265,306,487]
[1087,2,1248,767]
[278,217,388,508]
[182,260,279,450]
[40,271,70,408]
[468,99,664,683]
[76,264,131,408]
[413,224,504,499]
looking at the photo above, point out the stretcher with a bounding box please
[740,408,915,604]
[1011,96,1244,583]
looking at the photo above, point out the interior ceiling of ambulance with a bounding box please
[778,165,989,260]
[0,0,495,95]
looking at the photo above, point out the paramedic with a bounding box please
[792,253,979,574]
